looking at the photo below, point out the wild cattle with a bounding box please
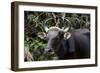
[38,26,90,59]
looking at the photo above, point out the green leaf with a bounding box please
[34,45,39,49]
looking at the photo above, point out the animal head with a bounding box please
[37,26,71,54]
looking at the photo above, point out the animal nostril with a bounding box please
[48,49,52,52]
[44,48,52,54]
[46,48,51,52]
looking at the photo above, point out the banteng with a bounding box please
[38,26,90,59]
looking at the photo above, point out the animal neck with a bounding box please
[54,39,67,59]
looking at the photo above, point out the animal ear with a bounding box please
[64,32,71,40]
[37,32,47,39]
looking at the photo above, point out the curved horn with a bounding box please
[44,18,53,32]
[62,18,72,32]
[63,27,69,32]
[44,26,49,32]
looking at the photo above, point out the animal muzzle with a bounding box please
[44,48,53,55]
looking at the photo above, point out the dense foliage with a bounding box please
[24,11,90,61]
